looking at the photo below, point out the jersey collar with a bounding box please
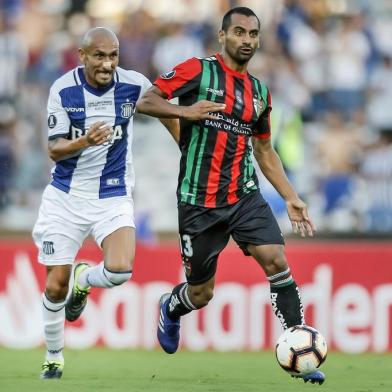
[77,67,115,96]
[215,53,249,78]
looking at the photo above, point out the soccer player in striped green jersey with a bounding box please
[137,7,324,384]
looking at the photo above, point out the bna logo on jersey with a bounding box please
[160,70,176,80]
[121,102,135,118]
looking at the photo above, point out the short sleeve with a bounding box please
[138,74,152,99]
[253,88,272,140]
[154,57,202,100]
[47,86,70,140]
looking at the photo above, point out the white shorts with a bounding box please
[32,185,135,266]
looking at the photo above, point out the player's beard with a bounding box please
[235,46,255,64]
[226,45,255,66]
[95,71,114,87]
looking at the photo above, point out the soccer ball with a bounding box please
[275,325,327,376]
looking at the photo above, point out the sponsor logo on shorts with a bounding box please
[183,260,192,277]
[106,178,120,186]
[42,241,55,255]
[245,180,255,188]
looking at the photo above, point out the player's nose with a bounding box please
[102,61,112,70]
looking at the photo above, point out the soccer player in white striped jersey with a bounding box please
[33,27,179,379]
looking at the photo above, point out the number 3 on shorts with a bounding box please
[180,234,193,257]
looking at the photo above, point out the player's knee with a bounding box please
[46,281,69,301]
[251,244,289,275]
[265,253,288,275]
[103,267,132,287]
[189,287,214,308]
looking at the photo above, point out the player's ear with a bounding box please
[218,30,224,44]
[78,48,86,64]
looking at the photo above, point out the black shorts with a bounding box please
[178,190,284,285]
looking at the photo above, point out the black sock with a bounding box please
[270,280,305,329]
[166,282,196,320]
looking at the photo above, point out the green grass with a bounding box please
[0,348,391,392]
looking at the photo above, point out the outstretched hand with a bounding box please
[181,100,226,121]
[286,198,316,237]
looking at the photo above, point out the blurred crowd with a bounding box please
[0,0,392,235]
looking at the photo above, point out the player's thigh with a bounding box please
[91,196,135,270]
[178,203,230,285]
[230,191,284,255]
[32,186,88,266]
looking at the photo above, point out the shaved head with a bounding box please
[81,27,119,50]
[79,27,120,88]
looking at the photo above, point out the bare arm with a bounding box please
[136,86,226,121]
[48,121,112,162]
[252,137,315,237]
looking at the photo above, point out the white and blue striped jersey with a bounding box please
[47,66,151,199]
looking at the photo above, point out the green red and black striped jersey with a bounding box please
[154,53,272,208]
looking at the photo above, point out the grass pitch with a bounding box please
[0,348,390,392]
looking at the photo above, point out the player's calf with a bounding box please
[41,293,66,377]
[269,269,304,329]
[166,282,197,319]
[66,263,133,322]
[78,262,132,288]
[187,285,214,308]
[100,267,132,287]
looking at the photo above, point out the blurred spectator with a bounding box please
[0,103,16,209]
[152,22,205,74]
[118,10,157,80]
[271,54,311,113]
[17,0,58,83]
[360,129,392,232]
[288,16,328,119]
[325,14,370,119]
[315,112,363,230]
[1,0,23,20]
[0,9,27,104]
[277,0,309,55]
[373,13,392,58]
[367,54,392,130]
